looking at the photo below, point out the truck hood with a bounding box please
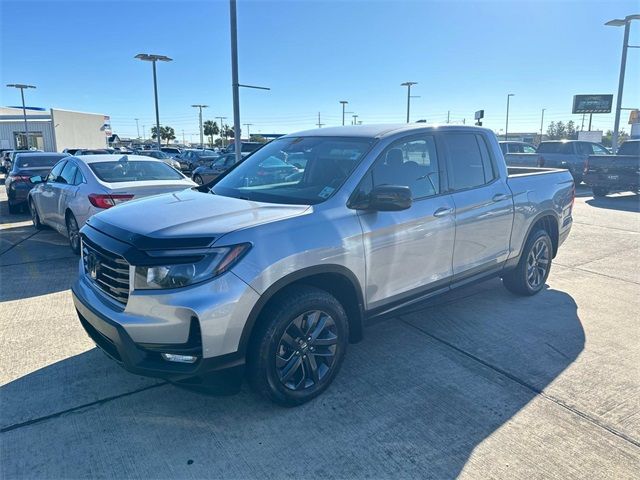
[86,188,310,250]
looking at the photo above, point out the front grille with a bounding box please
[82,240,130,304]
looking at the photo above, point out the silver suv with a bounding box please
[72,125,574,405]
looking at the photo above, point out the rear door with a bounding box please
[357,133,456,310]
[442,132,514,280]
[54,161,82,227]
[38,160,67,223]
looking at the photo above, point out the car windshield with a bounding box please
[89,160,185,183]
[193,150,217,157]
[149,151,169,159]
[16,154,67,168]
[212,136,375,205]
[537,142,572,154]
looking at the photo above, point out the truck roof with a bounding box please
[285,124,492,139]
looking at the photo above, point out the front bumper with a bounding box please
[72,266,260,381]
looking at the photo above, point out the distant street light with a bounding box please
[135,53,173,150]
[6,84,36,149]
[244,123,253,138]
[135,118,140,139]
[352,114,359,125]
[401,82,417,123]
[339,100,349,126]
[540,108,546,141]
[605,14,640,152]
[192,104,208,149]
[505,93,515,141]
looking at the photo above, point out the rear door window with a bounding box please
[59,161,79,185]
[442,133,490,191]
[48,161,67,182]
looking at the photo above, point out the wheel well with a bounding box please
[247,272,364,350]
[531,215,559,256]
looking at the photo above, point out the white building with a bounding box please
[0,107,110,152]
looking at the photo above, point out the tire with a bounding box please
[592,187,609,198]
[247,285,349,406]
[193,174,204,185]
[29,200,44,230]
[66,212,81,255]
[502,229,553,296]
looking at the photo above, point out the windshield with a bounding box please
[212,136,375,205]
[537,142,572,154]
[89,160,185,183]
[16,154,67,168]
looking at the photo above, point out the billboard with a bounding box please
[572,94,613,114]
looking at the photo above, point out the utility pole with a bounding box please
[540,108,546,141]
[182,129,185,144]
[217,116,227,147]
[339,100,348,126]
[352,114,358,125]
[401,81,417,123]
[135,118,140,139]
[142,125,146,141]
[446,111,450,124]
[244,123,252,139]
[505,93,515,141]
[192,104,208,149]
[6,84,36,149]
[606,15,639,152]
[316,112,324,128]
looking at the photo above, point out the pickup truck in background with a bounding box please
[504,140,609,184]
[499,141,537,154]
[72,125,574,406]
[584,139,640,197]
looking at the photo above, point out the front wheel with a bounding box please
[502,229,552,296]
[193,174,204,185]
[66,212,81,255]
[248,285,349,406]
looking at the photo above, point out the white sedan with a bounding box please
[27,154,196,254]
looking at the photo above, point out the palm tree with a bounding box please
[203,120,219,148]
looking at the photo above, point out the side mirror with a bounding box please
[30,175,44,184]
[354,185,412,211]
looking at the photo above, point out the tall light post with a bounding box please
[339,100,348,126]
[505,93,515,141]
[401,81,417,123]
[135,53,173,150]
[6,84,36,149]
[134,118,140,139]
[192,104,208,149]
[539,108,546,142]
[606,14,640,153]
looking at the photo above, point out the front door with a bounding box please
[356,133,456,311]
[38,160,67,223]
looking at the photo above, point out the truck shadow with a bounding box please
[1,280,584,479]
[585,193,639,213]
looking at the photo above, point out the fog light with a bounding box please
[161,353,197,363]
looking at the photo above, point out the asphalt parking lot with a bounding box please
[1,182,639,479]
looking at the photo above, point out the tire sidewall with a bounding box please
[256,290,349,405]
[522,230,552,294]
[30,200,42,229]
[66,213,80,254]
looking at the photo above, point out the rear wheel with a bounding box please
[503,229,552,296]
[248,285,349,406]
[193,174,204,185]
[66,212,81,255]
[592,187,609,197]
[30,200,44,230]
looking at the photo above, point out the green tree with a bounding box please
[566,120,577,139]
[547,121,557,139]
[601,129,628,148]
[249,134,267,143]
[203,120,219,147]
[151,126,176,145]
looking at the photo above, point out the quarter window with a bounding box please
[369,135,440,199]
[443,133,494,191]
[48,161,67,183]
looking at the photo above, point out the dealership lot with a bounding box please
[1,183,638,478]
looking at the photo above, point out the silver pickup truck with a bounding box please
[71,125,574,405]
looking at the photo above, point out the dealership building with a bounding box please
[0,106,110,152]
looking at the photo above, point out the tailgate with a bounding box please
[586,155,640,176]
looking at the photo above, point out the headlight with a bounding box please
[134,243,250,290]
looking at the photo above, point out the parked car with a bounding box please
[225,141,264,155]
[499,141,537,154]
[191,152,245,185]
[134,150,181,170]
[2,149,42,174]
[74,149,111,156]
[62,148,82,155]
[160,146,182,157]
[5,152,69,213]
[28,154,196,253]
[176,149,218,172]
[72,125,574,406]
[504,140,609,184]
[583,139,640,197]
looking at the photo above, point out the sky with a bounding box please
[1,0,639,141]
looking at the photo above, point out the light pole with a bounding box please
[192,104,208,149]
[539,108,545,142]
[135,118,140,139]
[352,114,359,125]
[217,116,227,147]
[505,93,515,141]
[606,14,640,152]
[339,100,348,126]
[401,82,417,123]
[6,84,36,149]
[135,53,173,150]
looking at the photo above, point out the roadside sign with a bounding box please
[577,130,603,143]
[474,110,484,120]
[572,94,613,114]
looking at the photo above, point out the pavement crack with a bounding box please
[0,382,168,434]
[0,230,40,257]
[399,317,640,450]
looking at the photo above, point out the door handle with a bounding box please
[492,193,510,202]
[433,207,454,217]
